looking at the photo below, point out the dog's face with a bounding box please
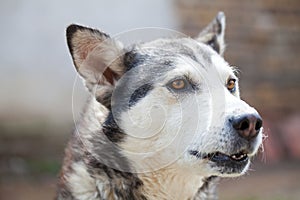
[67,12,263,177]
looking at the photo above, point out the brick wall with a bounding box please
[175,0,300,162]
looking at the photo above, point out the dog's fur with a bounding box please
[57,12,263,200]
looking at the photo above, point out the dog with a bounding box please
[57,12,263,200]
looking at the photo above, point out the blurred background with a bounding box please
[0,0,299,199]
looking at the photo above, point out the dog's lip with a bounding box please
[189,150,249,163]
[205,152,248,163]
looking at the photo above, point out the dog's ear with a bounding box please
[196,12,226,55]
[66,24,125,108]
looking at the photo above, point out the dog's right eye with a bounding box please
[227,78,236,93]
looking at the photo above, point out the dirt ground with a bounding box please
[1,162,299,200]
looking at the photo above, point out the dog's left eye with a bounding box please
[227,78,236,92]
[168,78,188,91]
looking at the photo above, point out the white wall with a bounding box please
[0,0,177,124]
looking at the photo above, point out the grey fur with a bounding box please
[57,12,260,200]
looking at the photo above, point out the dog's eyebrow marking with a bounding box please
[129,83,153,107]
[124,48,175,72]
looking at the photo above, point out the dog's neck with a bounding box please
[65,158,216,200]
[77,101,215,199]
[137,166,205,200]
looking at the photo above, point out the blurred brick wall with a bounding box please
[175,0,300,162]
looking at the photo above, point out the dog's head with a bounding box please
[66,12,263,177]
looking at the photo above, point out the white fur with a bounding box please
[118,46,262,182]
[68,162,98,200]
[139,166,204,200]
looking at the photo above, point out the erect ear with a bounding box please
[66,24,125,108]
[196,12,226,55]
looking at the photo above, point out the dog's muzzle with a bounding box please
[190,113,263,174]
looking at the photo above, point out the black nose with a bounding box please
[232,114,263,140]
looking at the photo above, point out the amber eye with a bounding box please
[170,79,186,90]
[227,78,236,92]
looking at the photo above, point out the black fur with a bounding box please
[123,50,148,71]
[87,156,147,200]
[129,84,153,107]
[102,112,125,143]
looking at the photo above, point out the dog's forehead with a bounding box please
[140,37,214,64]
[123,37,231,82]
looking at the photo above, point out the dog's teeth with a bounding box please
[230,153,246,160]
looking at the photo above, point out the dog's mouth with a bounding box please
[203,151,248,163]
[189,150,249,170]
